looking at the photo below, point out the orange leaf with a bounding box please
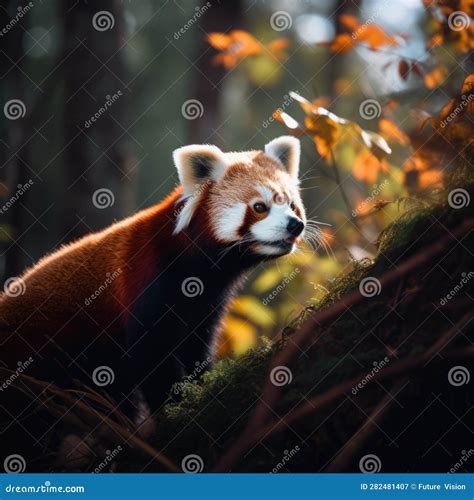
[424,66,448,89]
[206,32,232,50]
[379,118,409,145]
[339,14,360,32]
[330,33,354,53]
[267,38,290,53]
[358,25,398,49]
[305,114,340,160]
[352,150,381,183]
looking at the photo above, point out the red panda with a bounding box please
[0,136,306,423]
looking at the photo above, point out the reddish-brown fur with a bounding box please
[0,187,185,366]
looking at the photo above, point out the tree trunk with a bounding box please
[188,0,242,145]
[61,0,131,241]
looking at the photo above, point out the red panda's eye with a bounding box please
[253,202,268,214]
[290,202,296,211]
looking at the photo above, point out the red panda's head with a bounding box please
[173,136,306,258]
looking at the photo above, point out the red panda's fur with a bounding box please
[0,187,184,362]
[0,138,306,461]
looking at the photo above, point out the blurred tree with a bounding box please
[0,0,30,279]
[189,0,242,145]
[61,0,131,241]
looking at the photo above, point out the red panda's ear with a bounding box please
[264,136,300,181]
[173,144,228,195]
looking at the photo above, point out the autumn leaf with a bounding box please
[358,24,399,49]
[339,14,360,32]
[353,150,389,183]
[403,155,443,190]
[206,30,289,69]
[424,66,448,89]
[272,110,305,136]
[267,38,290,59]
[329,33,354,53]
[379,118,410,145]
[360,129,392,157]
[218,315,257,357]
[206,32,233,51]
[231,296,275,328]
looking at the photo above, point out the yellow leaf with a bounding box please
[253,268,284,293]
[220,316,257,356]
[231,296,275,328]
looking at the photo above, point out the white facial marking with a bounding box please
[251,203,294,242]
[214,202,247,242]
[254,243,295,256]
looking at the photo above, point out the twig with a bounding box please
[328,148,374,247]
[324,379,407,472]
[2,372,180,472]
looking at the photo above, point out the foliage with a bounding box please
[205,3,473,358]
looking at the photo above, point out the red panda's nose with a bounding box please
[287,217,305,237]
